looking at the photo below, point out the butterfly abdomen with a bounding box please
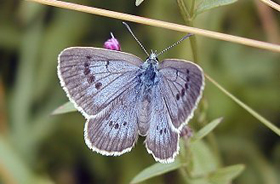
[138,93,152,136]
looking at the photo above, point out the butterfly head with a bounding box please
[146,51,159,64]
[139,51,160,88]
[149,51,158,60]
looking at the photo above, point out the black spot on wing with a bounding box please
[176,93,180,100]
[87,75,95,83]
[95,82,102,89]
[84,67,90,75]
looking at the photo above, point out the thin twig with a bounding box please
[26,0,280,53]
[255,0,280,44]
[259,0,280,12]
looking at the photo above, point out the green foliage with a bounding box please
[208,164,245,184]
[130,159,183,184]
[183,164,245,184]
[52,101,76,115]
[189,140,218,176]
[195,0,238,16]
[130,118,244,183]
[191,117,223,142]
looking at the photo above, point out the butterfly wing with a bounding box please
[84,82,141,155]
[58,47,143,118]
[159,59,204,131]
[145,83,180,163]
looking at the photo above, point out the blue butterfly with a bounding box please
[57,24,204,163]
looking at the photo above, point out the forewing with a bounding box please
[58,47,142,118]
[159,59,204,131]
[145,84,179,163]
[84,83,140,155]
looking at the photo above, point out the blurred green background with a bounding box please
[0,0,279,184]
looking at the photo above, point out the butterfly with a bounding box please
[57,27,204,163]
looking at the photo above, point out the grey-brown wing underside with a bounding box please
[159,59,204,131]
[57,47,143,118]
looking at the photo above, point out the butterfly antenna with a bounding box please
[156,33,194,57]
[122,22,149,56]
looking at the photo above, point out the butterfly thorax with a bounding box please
[139,53,159,89]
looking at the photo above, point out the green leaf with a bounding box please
[196,0,238,15]
[192,117,223,142]
[135,0,145,6]
[52,101,76,115]
[130,159,183,184]
[189,141,219,176]
[209,164,245,184]
[189,178,209,184]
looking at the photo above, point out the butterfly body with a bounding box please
[139,54,159,88]
[58,47,204,163]
[138,93,152,136]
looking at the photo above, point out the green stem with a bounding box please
[188,21,199,63]
[176,0,190,21]
[177,0,199,63]
[205,74,280,136]
[189,0,198,63]
[206,130,222,165]
[198,99,223,166]
[176,0,222,165]
[179,139,193,181]
[179,167,191,183]
[190,0,196,18]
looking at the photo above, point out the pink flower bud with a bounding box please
[104,33,121,51]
